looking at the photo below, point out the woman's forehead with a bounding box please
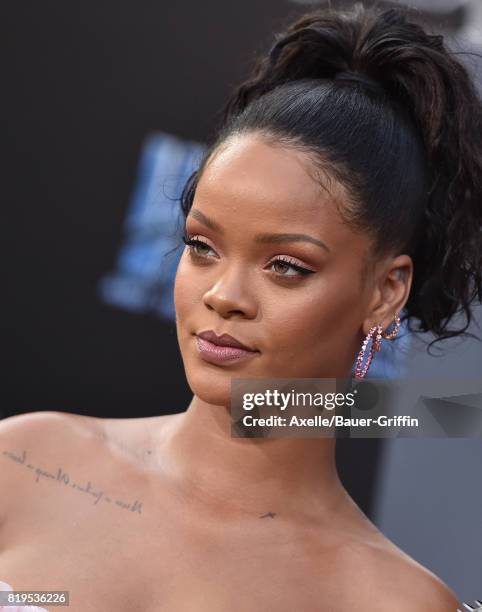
[197,133,348,223]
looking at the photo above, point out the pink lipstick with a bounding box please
[195,330,259,365]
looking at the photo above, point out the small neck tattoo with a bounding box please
[259,512,276,519]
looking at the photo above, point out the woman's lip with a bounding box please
[197,329,255,351]
[195,336,259,365]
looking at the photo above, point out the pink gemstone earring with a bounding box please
[381,311,401,340]
[354,312,401,380]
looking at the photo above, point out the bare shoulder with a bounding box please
[0,410,100,447]
[0,411,100,515]
[337,536,461,611]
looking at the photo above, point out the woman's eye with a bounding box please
[269,257,315,278]
[182,234,314,279]
[182,235,216,258]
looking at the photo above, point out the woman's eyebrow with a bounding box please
[254,232,331,253]
[187,208,331,253]
[188,208,223,233]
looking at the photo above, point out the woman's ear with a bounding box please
[362,254,413,336]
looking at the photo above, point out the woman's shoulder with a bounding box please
[336,533,461,611]
[0,410,102,466]
[0,409,176,464]
[0,410,98,441]
[0,411,100,516]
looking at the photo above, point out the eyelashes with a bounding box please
[182,234,315,279]
[182,236,214,258]
[269,255,314,277]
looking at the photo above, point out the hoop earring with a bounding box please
[355,324,383,380]
[354,312,401,380]
[382,311,401,340]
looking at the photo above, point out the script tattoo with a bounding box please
[2,448,143,515]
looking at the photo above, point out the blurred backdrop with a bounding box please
[3,0,482,601]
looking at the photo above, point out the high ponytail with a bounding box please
[180,2,482,353]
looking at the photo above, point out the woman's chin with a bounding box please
[185,368,233,406]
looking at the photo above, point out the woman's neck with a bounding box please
[156,394,347,522]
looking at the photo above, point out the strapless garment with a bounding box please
[0,581,48,611]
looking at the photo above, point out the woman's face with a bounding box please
[174,133,376,406]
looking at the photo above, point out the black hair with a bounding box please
[179,1,482,353]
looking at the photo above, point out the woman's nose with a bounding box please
[202,266,258,319]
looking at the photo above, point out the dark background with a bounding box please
[3,0,385,515]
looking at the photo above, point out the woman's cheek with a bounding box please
[174,255,200,317]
